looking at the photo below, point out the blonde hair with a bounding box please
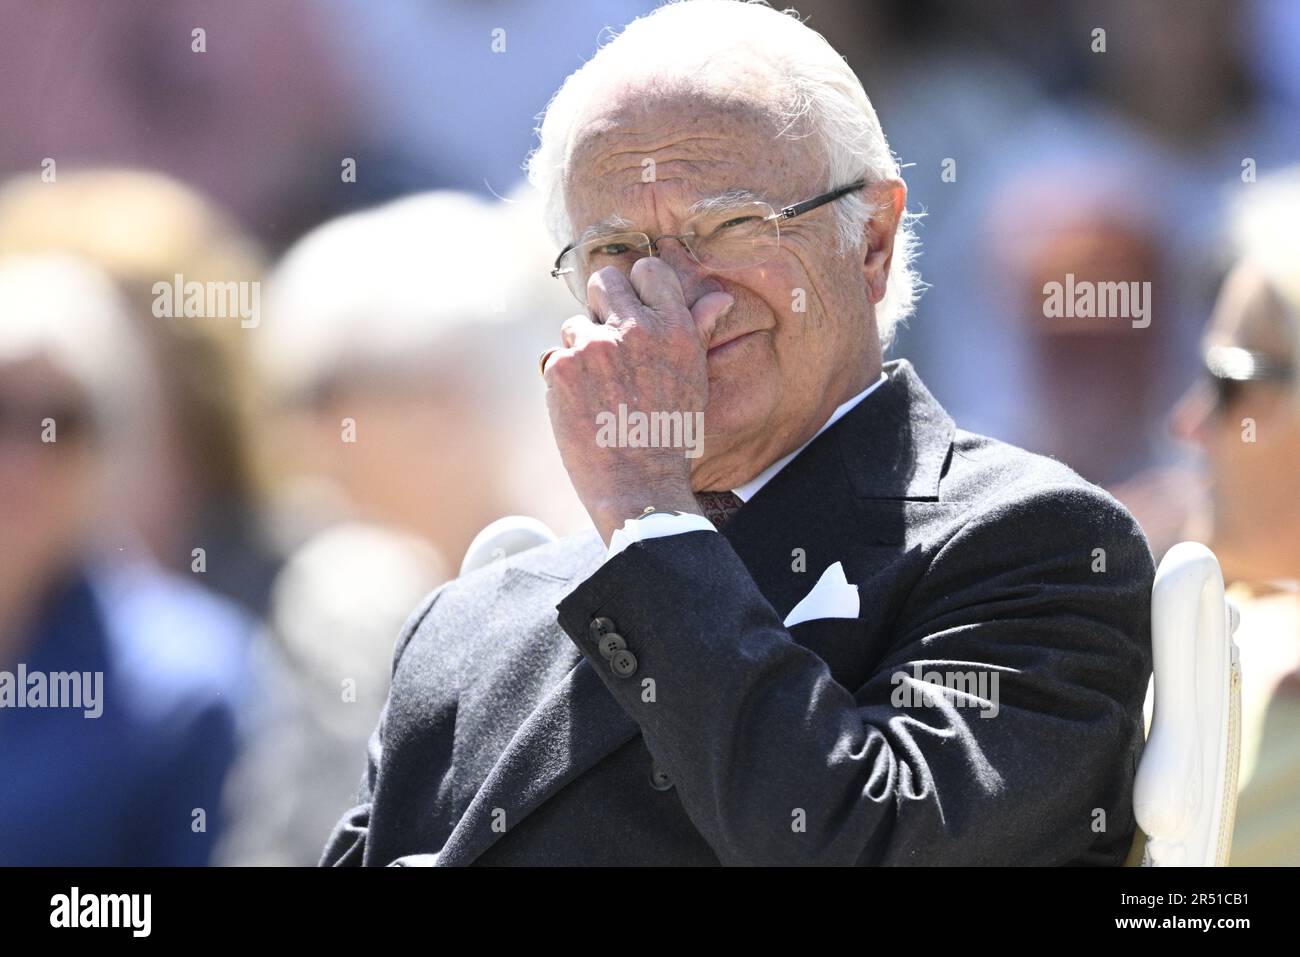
[0,167,266,500]
[1228,166,1300,399]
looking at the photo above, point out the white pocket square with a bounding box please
[783,561,860,628]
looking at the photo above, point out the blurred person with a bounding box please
[0,0,362,248]
[976,161,1206,559]
[256,187,587,566]
[0,255,256,865]
[0,168,280,617]
[1170,168,1300,865]
[324,0,1153,867]
[213,189,583,864]
[214,523,442,865]
[1083,0,1274,152]
[989,168,1174,487]
[885,0,1300,491]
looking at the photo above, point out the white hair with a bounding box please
[0,254,145,436]
[260,189,570,403]
[525,0,920,347]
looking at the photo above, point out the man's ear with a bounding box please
[860,178,907,304]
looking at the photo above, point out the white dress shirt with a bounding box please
[605,371,889,560]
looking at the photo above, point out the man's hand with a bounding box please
[542,257,735,544]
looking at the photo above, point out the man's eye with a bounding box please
[714,215,761,232]
[592,242,634,257]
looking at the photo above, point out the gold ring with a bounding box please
[539,347,561,377]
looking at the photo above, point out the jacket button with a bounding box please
[597,632,626,660]
[649,765,674,791]
[609,649,638,678]
[589,617,617,641]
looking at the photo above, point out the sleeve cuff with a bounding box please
[605,511,717,562]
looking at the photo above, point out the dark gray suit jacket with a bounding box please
[321,359,1154,866]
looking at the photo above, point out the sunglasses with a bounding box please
[1202,345,1294,410]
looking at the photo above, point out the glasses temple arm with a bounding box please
[777,179,868,220]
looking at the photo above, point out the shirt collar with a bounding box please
[731,371,888,503]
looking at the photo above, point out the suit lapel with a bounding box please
[832,358,955,502]
[723,359,955,618]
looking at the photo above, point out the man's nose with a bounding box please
[648,238,722,305]
[1169,380,1215,447]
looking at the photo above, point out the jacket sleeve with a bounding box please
[319,587,444,867]
[554,482,1154,865]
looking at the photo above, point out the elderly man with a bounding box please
[323,0,1153,866]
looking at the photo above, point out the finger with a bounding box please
[570,318,620,351]
[540,345,569,378]
[586,266,646,327]
[689,290,735,350]
[628,256,688,321]
[560,313,597,348]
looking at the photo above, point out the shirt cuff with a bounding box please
[605,511,717,562]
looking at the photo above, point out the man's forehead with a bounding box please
[564,90,819,235]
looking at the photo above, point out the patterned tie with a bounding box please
[695,490,744,530]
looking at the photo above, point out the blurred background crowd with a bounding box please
[1,0,1298,866]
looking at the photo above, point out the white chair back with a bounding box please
[459,515,558,577]
[1133,542,1242,866]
